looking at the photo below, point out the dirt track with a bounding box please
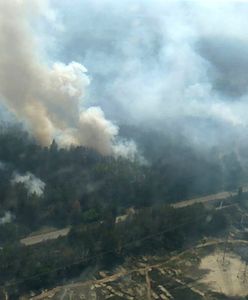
[172,185,248,208]
[20,228,70,246]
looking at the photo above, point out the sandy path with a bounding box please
[145,269,152,300]
[172,191,235,208]
[172,185,248,209]
[20,228,70,246]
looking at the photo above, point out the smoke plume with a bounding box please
[0,211,13,225]
[0,0,137,158]
[11,172,45,197]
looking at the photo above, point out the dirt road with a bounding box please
[20,228,70,246]
[172,185,248,209]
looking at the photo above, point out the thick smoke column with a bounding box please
[11,172,45,196]
[0,0,136,158]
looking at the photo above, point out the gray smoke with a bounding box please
[11,172,45,197]
[0,211,13,225]
[0,0,137,158]
[0,161,6,170]
[50,0,248,149]
[2,0,248,156]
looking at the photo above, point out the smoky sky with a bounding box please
[198,36,248,97]
[1,0,248,154]
[48,0,248,131]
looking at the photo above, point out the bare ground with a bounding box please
[199,251,248,297]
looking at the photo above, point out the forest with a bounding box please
[0,124,246,297]
[0,124,245,235]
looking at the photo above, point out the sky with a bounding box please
[1,0,248,154]
[49,0,248,125]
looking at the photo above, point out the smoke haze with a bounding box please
[1,0,248,157]
[49,0,248,151]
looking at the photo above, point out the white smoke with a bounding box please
[0,0,137,158]
[11,172,45,197]
[113,140,138,161]
[0,161,6,170]
[0,211,13,225]
[51,0,248,151]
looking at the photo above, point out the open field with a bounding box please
[199,251,248,296]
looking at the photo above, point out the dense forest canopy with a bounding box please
[0,123,246,242]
